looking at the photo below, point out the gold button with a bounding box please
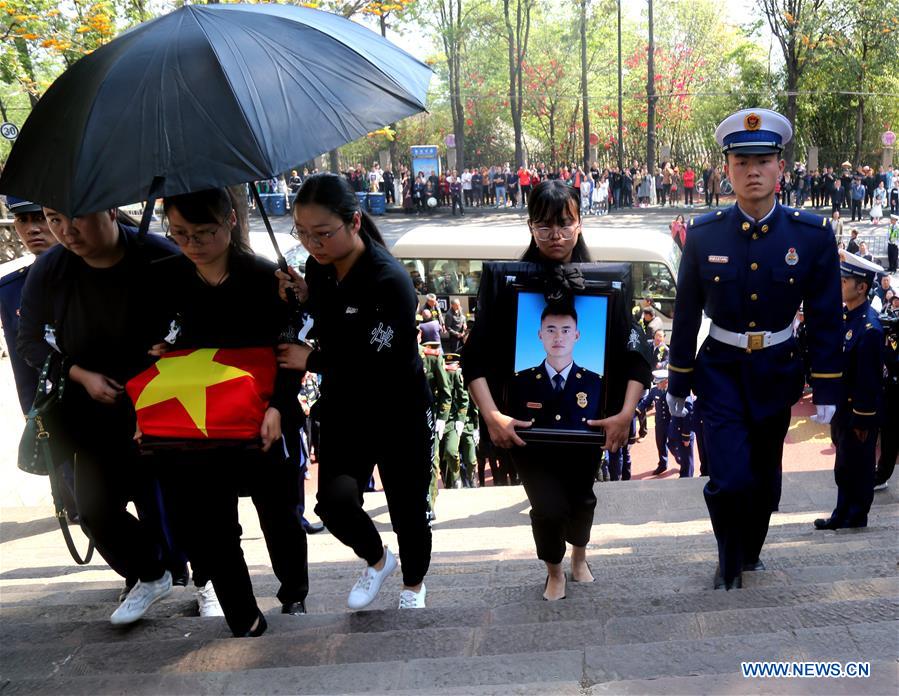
[748,321,757,328]
[536,373,542,380]
[761,225,769,232]
[745,348,752,354]
[714,276,720,282]
[555,415,561,421]
[793,211,800,217]
[752,233,759,240]
[750,293,758,301]
[789,278,795,285]
[750,263,758,271]
[741,222,750,231]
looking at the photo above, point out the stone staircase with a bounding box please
[1,470,897,695]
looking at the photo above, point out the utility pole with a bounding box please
[646,0,656,176]
[617,0,623,172]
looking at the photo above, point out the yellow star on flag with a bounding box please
[135,349,254,437]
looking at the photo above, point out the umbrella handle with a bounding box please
[250,184,289,274]
[137,176,166,239]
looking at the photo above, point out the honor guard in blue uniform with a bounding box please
[815,252,884,530]
[508,302,603,429]
[0,196,58,413]
[666,109,843,590]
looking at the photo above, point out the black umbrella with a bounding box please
[0,3,431,218]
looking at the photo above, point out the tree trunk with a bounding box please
[229,184,250,248]
[617,0,624,172]
[379,13,400,171]
[646,0,656,174]
[579,0,590,170]
[504,0,531,168]
[328,148,340,173]
[783,63,798,169]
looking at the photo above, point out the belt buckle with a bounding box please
[748,333,765,351]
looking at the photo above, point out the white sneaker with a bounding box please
[873,481,889,492]
[399,584,427,609]
[110,570,172,625]
[347,547,397,610]
[196,581,224,617]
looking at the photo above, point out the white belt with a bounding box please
[709,322,794,351]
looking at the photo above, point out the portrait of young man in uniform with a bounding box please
[666,108,842,591]
[508,295,606,432]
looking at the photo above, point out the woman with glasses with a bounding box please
[276,173,433,611]
[149,188,307,637]
[463,180,652,601]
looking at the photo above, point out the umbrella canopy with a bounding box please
[0,3,431,216]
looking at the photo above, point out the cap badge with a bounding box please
[576,392,588,408]
[785,248,799,266]
[744,112,761,131]
[845,329,853,341]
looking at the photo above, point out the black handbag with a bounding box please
[17,353,95,565]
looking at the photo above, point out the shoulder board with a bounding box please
[688,209,724,229]
[0,266,28,288]
[784,207,828,229]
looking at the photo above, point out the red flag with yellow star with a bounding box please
[126,348,277,440]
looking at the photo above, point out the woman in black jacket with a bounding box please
[149,188,307,637]
[276,174,433,611]
[17,207,179,625]
[463,180,652,601]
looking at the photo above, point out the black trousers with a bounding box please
[850,200,862,221]
[74,442,167,584]
[887,243,898,273]
[830,415,877,526]
[315,401,433,587]
[875,386,899,485]
[512,445,597,564]
[161,443,308,636]
[700,402,790,583]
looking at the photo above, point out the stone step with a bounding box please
[2,546,896,622]
[1,581,896,680]
[2,622,897,695]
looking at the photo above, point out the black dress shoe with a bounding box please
[814,517,840,530]
[743,559,766,572]
[652,463,668,476]
[281,600,307,615]
[171,566,190,587]
[303,521,325,535]
[713,566,743,590]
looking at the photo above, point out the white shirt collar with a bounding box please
[544,361,574,383]
[737,200,777,224]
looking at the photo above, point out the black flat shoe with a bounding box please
[303,521,325,535]
[241,611,268,638]
[713,566,743,591]
[652,464,668,476]
[743,559,766,572]
[814,517,840,530]
[281,600,307,615]
[542,574,567,601]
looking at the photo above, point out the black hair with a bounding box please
[540,301,578,325]
[521,179,591,263]
[162,187,252,255]
[292,173,386,247]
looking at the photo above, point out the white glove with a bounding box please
[454,421,464,436]
[473,430,481,446]
[435,419,446,439]
[666,392,688,418]
[811,405,836,424]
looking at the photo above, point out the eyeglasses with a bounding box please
[166,228,218,246]
[529,222,580,241]
[292,225,343,247]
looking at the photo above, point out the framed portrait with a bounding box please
[507,288,611,444]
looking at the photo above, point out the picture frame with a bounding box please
[506,281,613,445]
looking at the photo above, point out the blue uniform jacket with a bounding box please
[508,361,603,430]
[638,385,671,426]
[838,302,883,430]
[668,202,842,417]
[0,264,37,414]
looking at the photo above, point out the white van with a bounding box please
[391,224,681,329]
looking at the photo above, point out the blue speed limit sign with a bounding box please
[1,122,19,140]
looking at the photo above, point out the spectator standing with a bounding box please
[850,178,865,221]
[871,181,887,225]
[461,168,473,208]
[830,209,844,244]
[831,179,845,214]
[450,171,464,216]
[846,228,860,255]
[444,298,467,354]
[493,168,507,208]
[707,166,721,207]
[887,213,899,272]
[683,165,696,208]
[670,214,687,251]
[506,168,520,208]
[383,167,395,205]
[471,168,483,208]
[518,166,531,208]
